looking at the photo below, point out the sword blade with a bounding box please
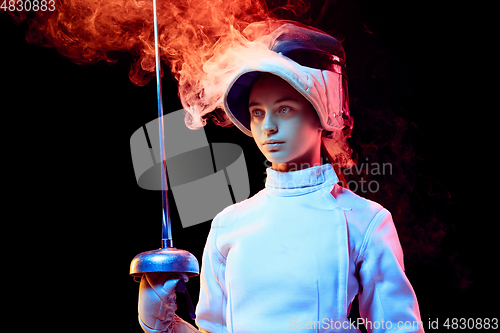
[152,0,173,248]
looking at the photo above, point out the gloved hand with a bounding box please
[138,272,189,333]
[171,315,202,333]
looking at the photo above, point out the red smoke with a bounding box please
[11,0,315,127]
[12,0,270,85]
[9,0,310,86]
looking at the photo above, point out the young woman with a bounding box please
[137,22,424,333]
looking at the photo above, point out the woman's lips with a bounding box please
[263,140,285,149]
[263,140,285,145]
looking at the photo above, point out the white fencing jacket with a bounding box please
[195,164,423,333]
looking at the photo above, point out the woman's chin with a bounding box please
[263,152,291,164]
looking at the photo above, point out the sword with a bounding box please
[130,0,199,319]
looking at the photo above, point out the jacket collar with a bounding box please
[265,163,339,197]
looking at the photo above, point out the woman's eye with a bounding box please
[251,109,264,117]
[278,106,291,114]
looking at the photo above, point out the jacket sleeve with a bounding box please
[357,209,424,333]
[195,217,228,333]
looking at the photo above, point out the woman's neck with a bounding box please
[271,159,322,172]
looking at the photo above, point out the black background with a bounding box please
[1,0,491,331]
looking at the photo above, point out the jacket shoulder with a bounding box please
[331,183,389,236]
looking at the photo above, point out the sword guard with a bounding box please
[130,247,199,277]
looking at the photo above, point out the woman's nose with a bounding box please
[262,113,277,135]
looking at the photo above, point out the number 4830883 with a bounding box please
[443,318,498,330]
[1,0,56,11]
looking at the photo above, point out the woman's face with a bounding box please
[248,73,323,171]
